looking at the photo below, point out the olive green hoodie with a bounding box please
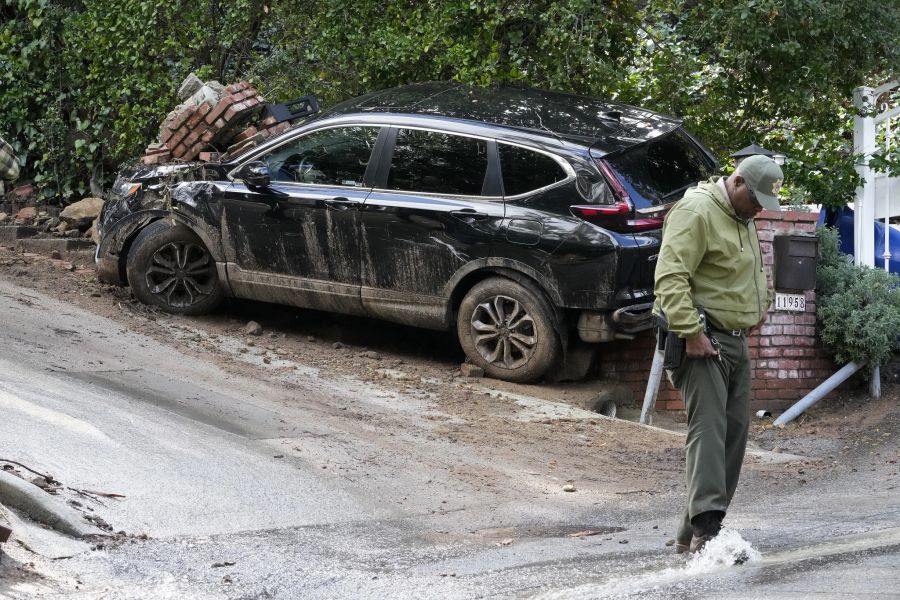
[653,178,772,337]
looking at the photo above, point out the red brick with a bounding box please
[768,314,796,325]
[172,141,189,158]
[770,336,793,346]
[198,151,221,162]
[259,115,278,127]
[182,141,207,162]
[167,105,197,131]
[160,125,179,145]
[206,96,238,125]
[186,103,212,129]
[164,125,191,151]
[225,80,251,95]
[796,212,820,222]
[771,359,800,370]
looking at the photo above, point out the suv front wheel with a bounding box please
[457,277,561,382]
[126,220,224,315]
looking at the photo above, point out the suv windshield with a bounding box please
[602,129,716,208]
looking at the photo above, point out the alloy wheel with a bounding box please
[145,241,216,309]
[469,294,538,369]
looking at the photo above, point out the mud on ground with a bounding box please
[1,244,897,509]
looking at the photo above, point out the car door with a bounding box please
[358,127,506,327]
[219,125,381,313]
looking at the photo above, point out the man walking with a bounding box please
[653,154,783,553]
[0,134,19,195]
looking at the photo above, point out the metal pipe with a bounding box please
[640,349,665,425]
[774,361,865,427]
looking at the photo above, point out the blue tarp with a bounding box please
[819,206,900,273]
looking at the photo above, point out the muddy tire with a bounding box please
[126,220,223,315]
[457,277,561,383]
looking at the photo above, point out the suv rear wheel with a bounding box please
[457,277,560,382]
[126,220,223,315]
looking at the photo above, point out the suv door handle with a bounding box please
[325,197,358,211]
[450,209,490,221]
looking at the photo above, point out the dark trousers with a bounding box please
[669,332,751,542]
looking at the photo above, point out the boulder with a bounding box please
[59,197,104,229]
[14,206,35,224]
[0,212,8,223]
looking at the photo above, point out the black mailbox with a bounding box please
[773,232,818,290]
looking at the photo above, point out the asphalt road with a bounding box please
[1,276,899,599]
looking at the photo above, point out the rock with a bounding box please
[460,363,484,378]
[43,217,60,232]
[0,213,8,223]
[243,321,263,336]
[562,483,577,492]
[64,229,82,238]
[50,250,62,260]
[177,73,204,101]
[31,476,50,489]
[60,197,104,229]
[15,206,36,223]
[332,342,345,349]
[362,351,381,360]
[307,336,316,342]
[55,221,69,233]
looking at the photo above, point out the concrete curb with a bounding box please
[0,225,37,243]
[0,470,104,538]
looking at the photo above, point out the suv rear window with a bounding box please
[499,144,567,196]
[602,129,716,208]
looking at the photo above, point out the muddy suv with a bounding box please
[96,82,717,382]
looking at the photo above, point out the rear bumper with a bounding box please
[576,302,654,343]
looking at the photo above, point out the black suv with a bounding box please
[97,82,716,382]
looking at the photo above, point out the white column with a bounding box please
[853,86,876,267]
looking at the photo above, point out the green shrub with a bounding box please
[816,226,900,371]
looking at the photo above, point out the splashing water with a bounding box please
[685,528,762,573]
[533,529,762,599]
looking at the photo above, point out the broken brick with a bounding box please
[164,126,191,152]
[165,104,198,133]
[198,151,222,162]
[232,126,259,144]
[205,95,238,126]
[223,81,250,95]
[185,103,212,130]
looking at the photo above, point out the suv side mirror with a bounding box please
[238,161,271,188]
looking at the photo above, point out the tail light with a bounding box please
[570,159,666,233]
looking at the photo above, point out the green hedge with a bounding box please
[1,0,898,204]
[816,226,900,372]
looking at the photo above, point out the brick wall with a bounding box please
[597,210,843,413]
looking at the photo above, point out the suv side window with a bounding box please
[263,126,379,187]
[499,144,567,196]
[387,129,488,195]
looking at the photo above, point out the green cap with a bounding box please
[735,154,784,211]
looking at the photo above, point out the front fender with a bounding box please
[95,209,171,285]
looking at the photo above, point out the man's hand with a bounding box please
[685,333,719,359]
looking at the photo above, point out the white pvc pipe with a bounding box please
[640,349,665,425]
[774,361,865,427]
